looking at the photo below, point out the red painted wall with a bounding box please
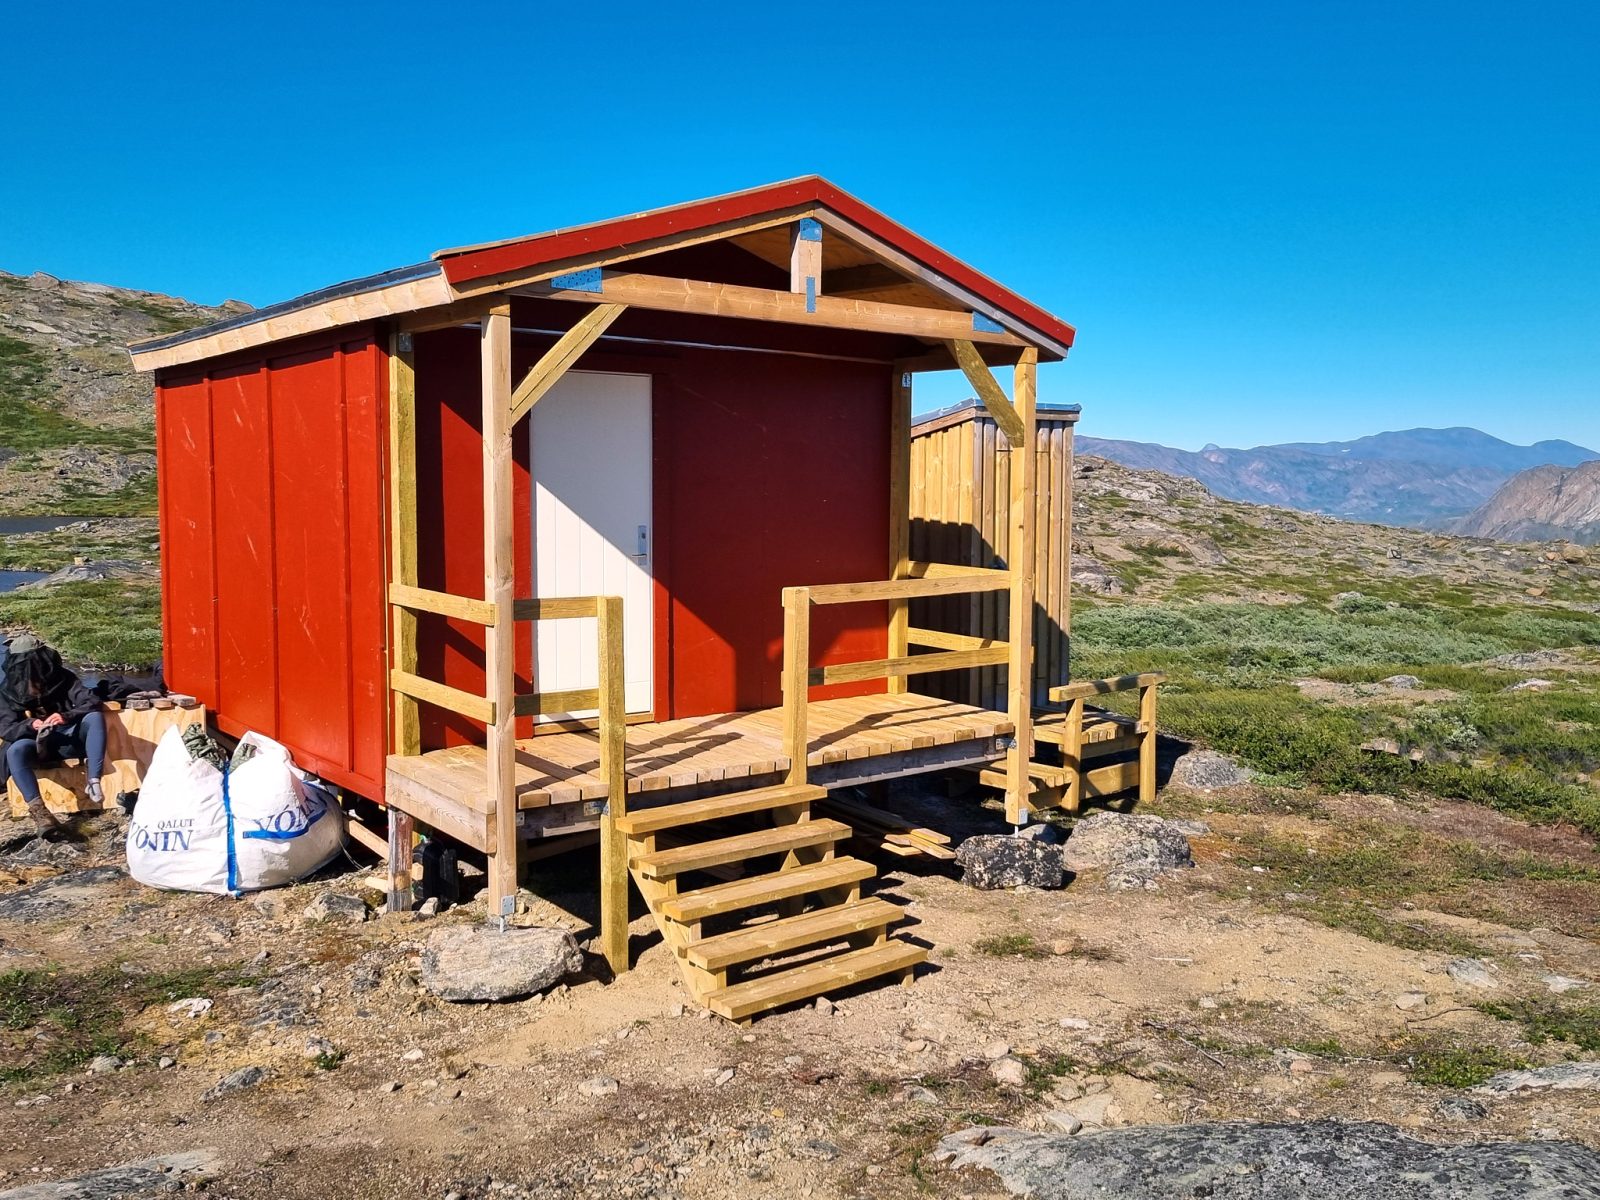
[155,331,389,797]
[411,317,891,749]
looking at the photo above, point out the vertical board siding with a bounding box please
[908,405,1075,711]
[153,330,389,799]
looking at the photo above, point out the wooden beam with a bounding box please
[386,807,414,913]
[388,669,494,723]
[782,587,811,787]
[483,305,519,916]
[1139,680,1159,805]
[508,303,628,425]
[521,271,1026,347]
[906,627,1006,652]
[806,573,1010,606]
[1004,348,1038,825]
[948,339,1025,446]
[596,595,629,975]
[387,332,421,758]
[899,559,1009,579]
[808,645,1009,687]
[388,582,497,626]
[130,271,456,372]
[887,364,912,695]
[1049,672,1167,702]
[512,688,600,717]
[513,596,600,621]
[789,217,823,307]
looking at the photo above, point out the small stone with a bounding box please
[983,1040,1012,1060]
[157,1056,176,1070]
[1289,1058,1314,1076]
[1543,975,1590,994]
[416,896,440,918]
[1050,938,1081,956]
[667,1001,686,1018]
[249,949,270,966]
[577,1075,619,1097]
[899,1085,940,1104]
[1504,678,1556,693]
[1058,1017,1091,1030]
[1395,991,1430,1011]
[1198,996,1220,1010]
[301,893,369,924]
[1446,958,1499,990]
[903,1038,929,1053]
[401,1048,425,1062]
[714,1067,735,1087]
[990,1056,1028,1087]
[1106,869,1160,891]
[1042,1111,1083,1134]
[795,1139,841,1161]
[87,1055,122,1074]
[379,1080,401,1093]
[1381,674,1422,690]
[202,1066,267,1101]
[814,996,836,1016]
[302,1037,337,1060]
[1438,1095,1489,1120]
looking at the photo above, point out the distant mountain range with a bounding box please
[1076,426,1599,531]
[1452,459,1600,546]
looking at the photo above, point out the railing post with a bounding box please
[781,587,812,787]
[596,595,629,975]
[1004,348,1039,826]
[887,364,913,695]
[482,304,518,915]
[1138,680,1159,805]
[386,328,420,915]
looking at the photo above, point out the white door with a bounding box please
[530,370,654,717]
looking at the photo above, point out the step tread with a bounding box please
[614,783,825,836]
[659,857,874,924]
[632,819,851,880]
[686,897,903,971]
[705,940,926,1020]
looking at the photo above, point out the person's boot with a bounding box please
[24,799,65,841]
[85,780,104,808]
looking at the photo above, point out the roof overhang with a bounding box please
[129,176,1076,374]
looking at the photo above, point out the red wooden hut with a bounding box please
[129,178,1081,1018]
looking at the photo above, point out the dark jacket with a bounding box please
[0,638,100,745]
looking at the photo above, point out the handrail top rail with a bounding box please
[1049,672,1167,702]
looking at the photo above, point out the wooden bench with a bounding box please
[5,701,206,818]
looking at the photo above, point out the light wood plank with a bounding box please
[807,573,1009,605]
[483,305,519,914]
[389,669,493,723]
[508,303,628,425]
[887,363,912,696]
[1049,672,1167,702]
[948,339,1025,445]
[808,645,1009,687]
[522,271,1026,347]
[387,332,421,758]
[596,595,629,974]
[782,587,811,787]
[1004,349,1038,824]
[388,582,497,625]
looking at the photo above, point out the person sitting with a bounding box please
[1,635,107,839]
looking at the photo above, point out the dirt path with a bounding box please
[2,780,1597,1198]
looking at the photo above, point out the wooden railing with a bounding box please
[780,563,1012,789]
[386,585,631,972]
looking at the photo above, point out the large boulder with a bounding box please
[421,924,584,1001]
[1062,813,1194,875]
[955,835,1066,890]
[932,1120,1600,1199]
[1168,749,1252,790]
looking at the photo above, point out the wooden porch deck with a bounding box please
[385,693,1013,850]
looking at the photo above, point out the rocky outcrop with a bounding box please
[955,835,1067,890]
[933,1120,1600,1199]
[1061,813,1195,877]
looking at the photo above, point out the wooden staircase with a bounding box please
[614,781,925,1021]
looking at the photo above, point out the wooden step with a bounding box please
[613,783,825,837]
[685,898,903,971]
[659,857,875,924]
[631,819,851,880]
[704,940,926,1021]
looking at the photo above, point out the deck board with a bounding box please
[387,694,1013,819]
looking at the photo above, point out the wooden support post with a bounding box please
[1004,349,1039,825]
[887,364,912,695]
[782,587,812,787]
[596,595,630,975]
[1062,697,1085,814]
[789,217,823,311]
[386,807,414,912]
[482,305,518,915]
[387,330,420,759]
[1138,680,1159,805]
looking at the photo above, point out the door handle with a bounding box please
[632,524,649,561]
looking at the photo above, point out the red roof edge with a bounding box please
[434,177,1076,351]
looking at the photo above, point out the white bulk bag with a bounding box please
[125,726,231,894]
[226,732,345,891]
[126,728,345,895]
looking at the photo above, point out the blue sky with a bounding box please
[3,2,1596,450]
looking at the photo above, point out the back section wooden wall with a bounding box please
[908,402,1076,712]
